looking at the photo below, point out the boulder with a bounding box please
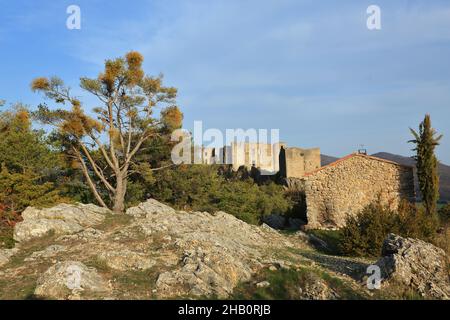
[125,199,176,218]
[155,246,254,298]
[14,203,109,242]
[375,233,450,299]
[34,261,110,299]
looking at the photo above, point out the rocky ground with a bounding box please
[0,199,448,300]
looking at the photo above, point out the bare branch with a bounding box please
[73,147,108,208]
[79,143,115,193]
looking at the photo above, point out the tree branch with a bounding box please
[79,143,115,193]
[73,147,108,208]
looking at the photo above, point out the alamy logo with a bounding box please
[366,5,381,30]
[66,265,83,290]
[366,265,381,289]
[66,5,81,30]
[170,121,281,175]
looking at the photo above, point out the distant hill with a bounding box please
[320,153,450,203]
[321,155,339,166]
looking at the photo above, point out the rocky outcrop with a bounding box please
[376,234,450,299]
[134,210,294,298]
[14,203,110,242]
[2,199,308,299]
[7,199,447,300]
[34,261,110,300]
[98,250,156,271]
[125,199,176,217]
[0,248,19,267]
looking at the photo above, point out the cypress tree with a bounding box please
[409,114,442,216]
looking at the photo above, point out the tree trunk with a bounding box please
[113,176,127,214]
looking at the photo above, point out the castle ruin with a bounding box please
[200,142,321,177]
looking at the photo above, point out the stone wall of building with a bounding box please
[279,147,321,178]
[302,154,415,229]
[302,148,321,173]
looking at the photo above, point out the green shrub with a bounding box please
[340,200,439,257]
[438,204,450,226]
[340,202,398,257]
[436,204,450,256]
[396,201,439,241]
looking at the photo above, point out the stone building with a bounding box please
[290,153,416,229]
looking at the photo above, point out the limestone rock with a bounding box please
[375,233,450,299]
[126,200,297,298]
[125,198,176,218]
[98,249,156,271]
[256,281,270,288]
[14,203,109,242]
[0,248,19,267]
[34,261,109,299]
[58,228,105,242]
[24,245,66,262]
[155,246,254,298]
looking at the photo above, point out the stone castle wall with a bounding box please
[279,147,321,178]
[231,142,278,174]
[201,143,320,178]
[302,154,415,229]
[302,148,321,173]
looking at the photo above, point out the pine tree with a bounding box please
[409,114,442,216]
[31,52,181,213]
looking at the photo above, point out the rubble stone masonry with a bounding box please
[302,154,415,229]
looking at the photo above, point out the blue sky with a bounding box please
[0,0,449,162]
